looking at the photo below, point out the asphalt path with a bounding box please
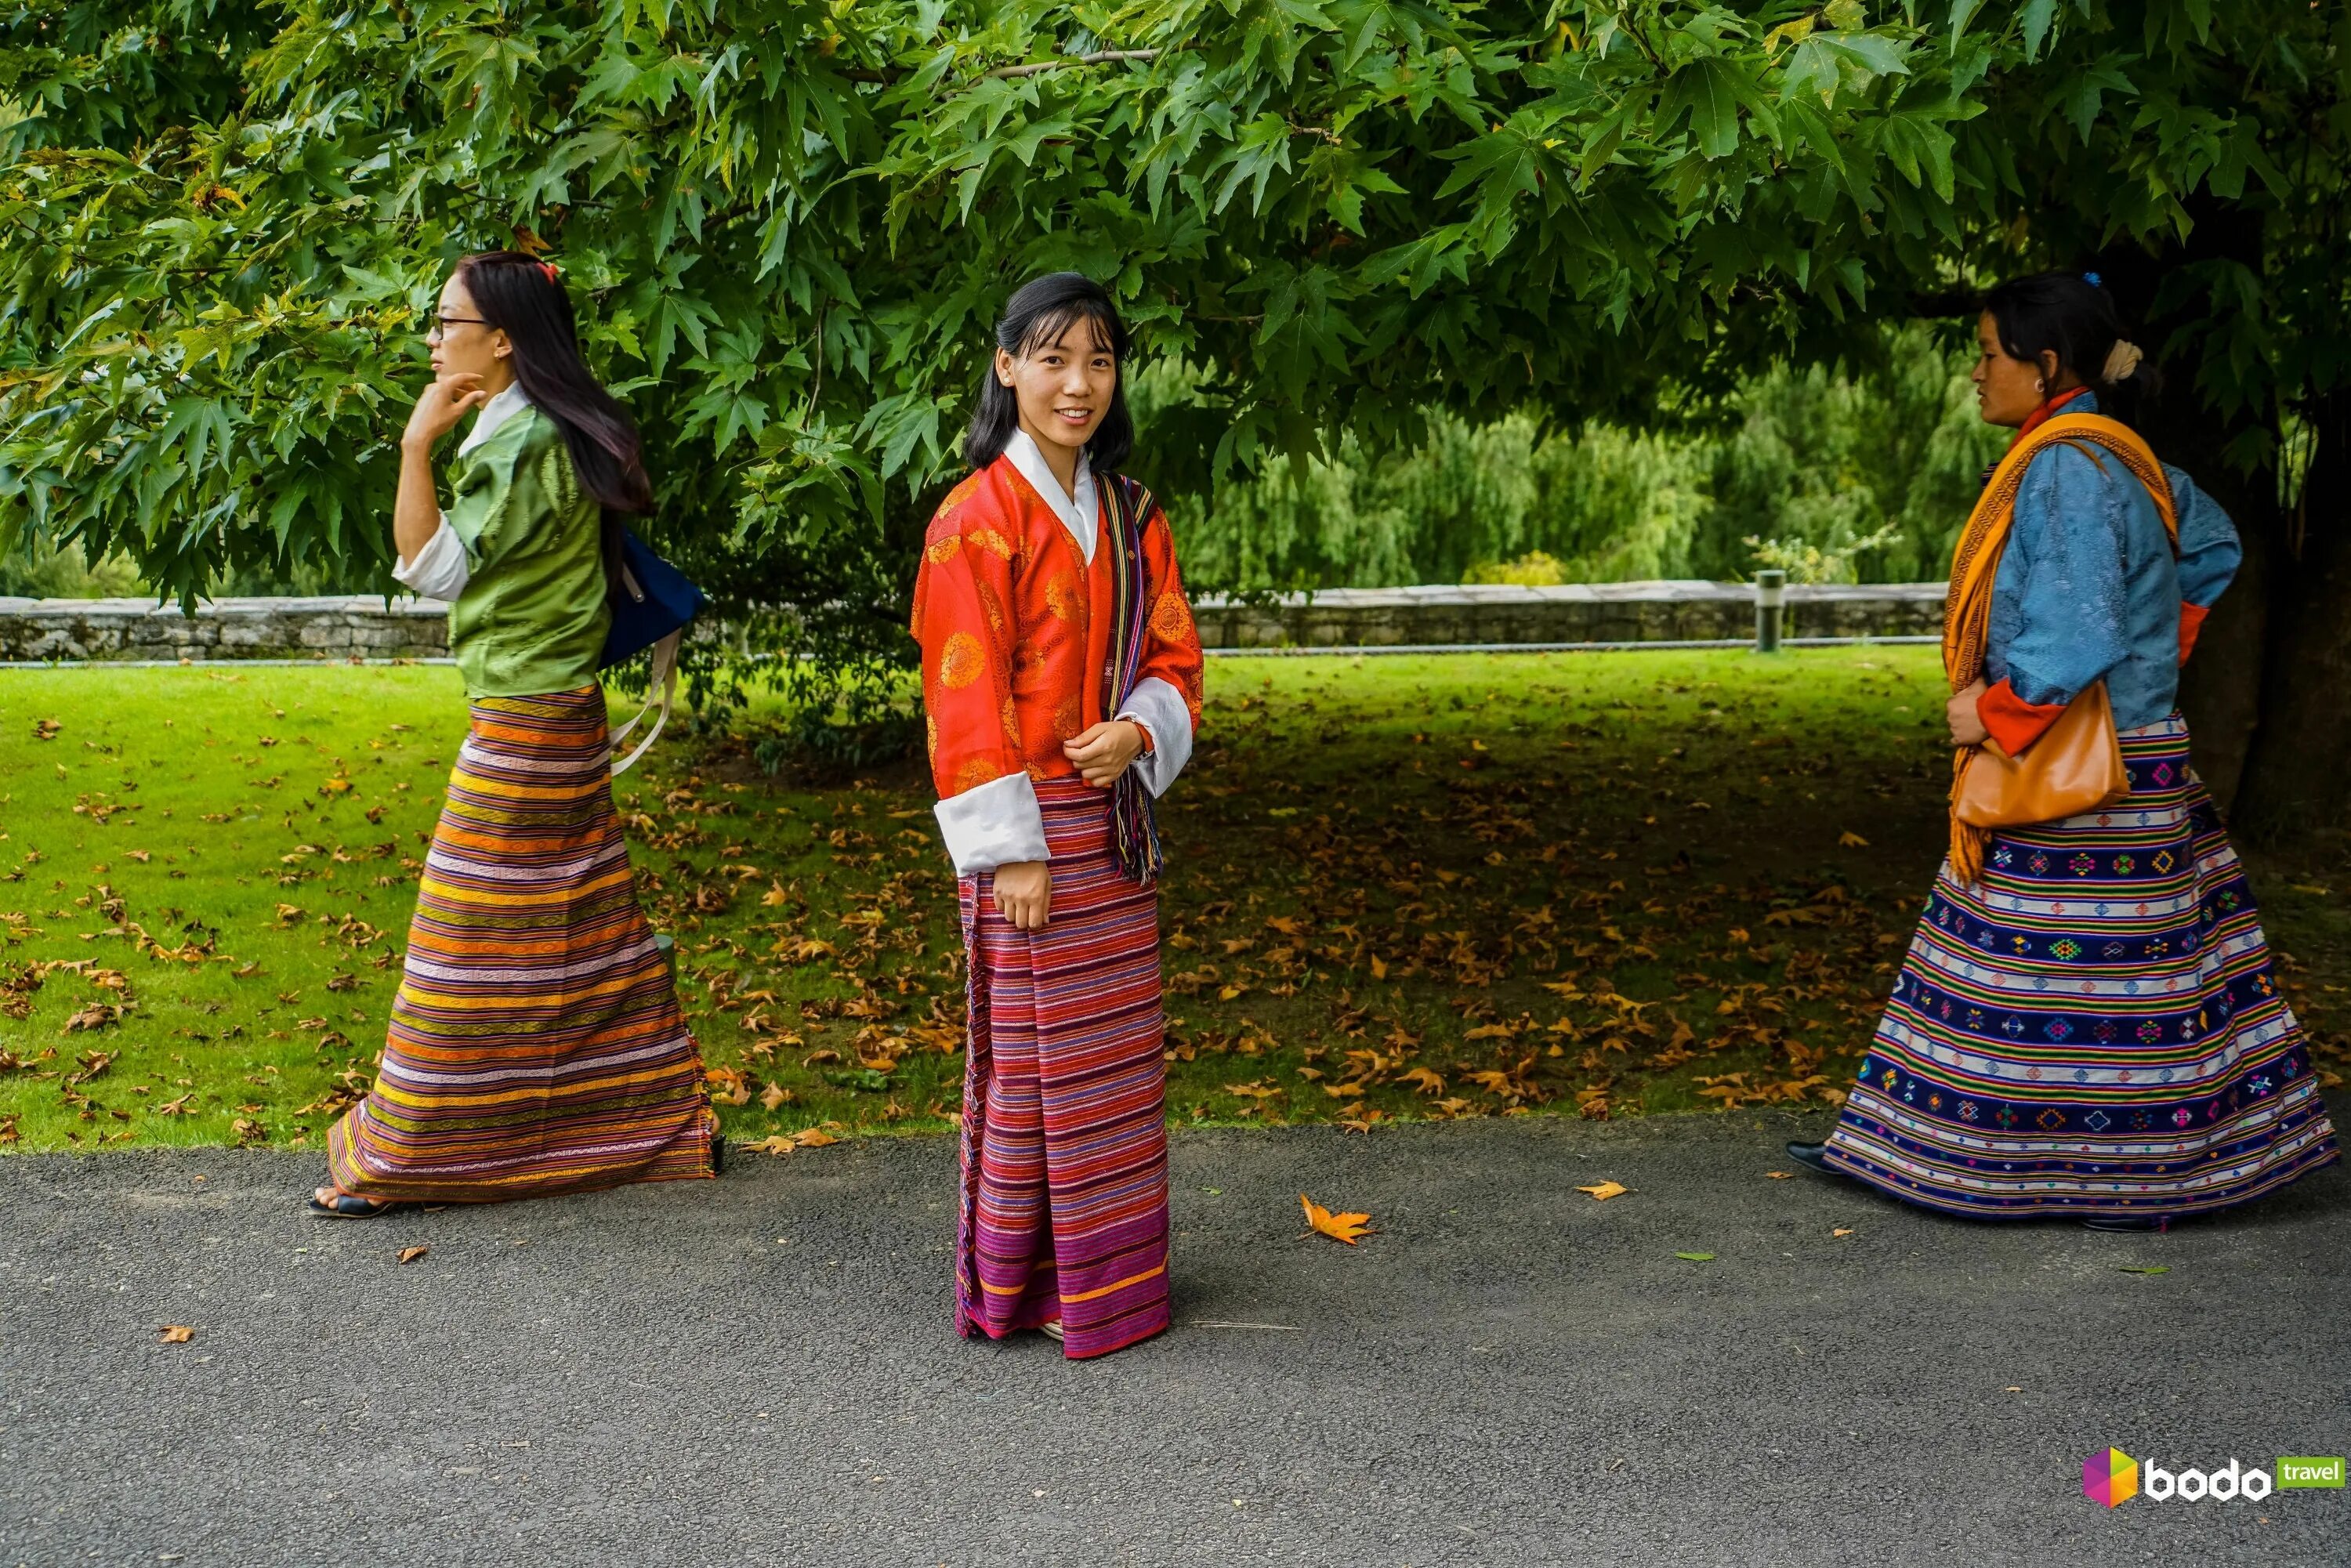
[4,1110,2345,1567]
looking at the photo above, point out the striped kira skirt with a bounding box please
[956,777,1172,1359]
[327,687,713,1202]
[1825,715,2339,1219]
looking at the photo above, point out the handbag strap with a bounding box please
[610,628,681,777]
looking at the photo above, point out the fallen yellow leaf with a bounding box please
[1300,1192,1373,1245]
[1838,831,1869,847]
[1576,1180,1628,1201]
[158,1324,194,1344]
[1765,1171,1791,1179]
[397,1244,429,1264]
[1831,1228,1855,1238]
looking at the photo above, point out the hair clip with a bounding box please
[2083,271,2103,288]
[539,261,560,284]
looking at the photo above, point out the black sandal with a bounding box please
[1784,1140,1843,1177]
[306,1190,404,1219]
[710,1130,726,1176]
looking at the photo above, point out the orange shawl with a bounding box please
[1942,413,2176,884]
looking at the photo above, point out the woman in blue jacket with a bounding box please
[1789,273,2338,1229]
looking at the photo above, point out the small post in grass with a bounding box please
[1753,569,1786,654]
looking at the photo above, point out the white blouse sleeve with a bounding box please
[392,516,471,602]
[1116,675,1194,798]
[933,770,1051,875]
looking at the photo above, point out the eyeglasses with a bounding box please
[426,312,488,338]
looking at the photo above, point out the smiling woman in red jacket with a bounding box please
[912,272,1204,1359]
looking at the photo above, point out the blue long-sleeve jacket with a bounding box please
[1983,392,2241,735]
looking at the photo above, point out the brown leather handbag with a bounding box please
[1953,680,2130,829]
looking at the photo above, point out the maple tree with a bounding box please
[4,2,2347,820]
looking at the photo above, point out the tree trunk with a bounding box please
[2175,511,2269,807]
[2090,228,2275,809]
[2230,394,2351,852]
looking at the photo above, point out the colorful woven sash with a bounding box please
[1942,412,2175,884]
[1100,473,1165,887]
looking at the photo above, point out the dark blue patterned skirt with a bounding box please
[1824,715,2338,1219]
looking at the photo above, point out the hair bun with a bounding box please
[2102,339,2143,383]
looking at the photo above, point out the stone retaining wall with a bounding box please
[1191,581,1947,648]
[0,581,1947,663]
[0,596,453,663]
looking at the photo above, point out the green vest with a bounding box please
[443,406,610,699]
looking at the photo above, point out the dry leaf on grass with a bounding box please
[1838,831,1869,847]
[1300,1193,1373,1245]
[397,1245,429,1265]
[158,1324,194,1343]
[742,1128,840,1155]
[1576,1180,1629,1201]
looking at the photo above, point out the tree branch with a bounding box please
[989,49,1160,81]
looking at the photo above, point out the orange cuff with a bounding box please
[1129,719,1154,756]
[1978,678,2067,756]
[2179,602,2212,665]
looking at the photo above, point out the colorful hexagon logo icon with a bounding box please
[2084,1447,2139,1508]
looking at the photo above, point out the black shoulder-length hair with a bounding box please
[455,250,654,516]
[1982,270,2162,429]
[962,271,1135,475]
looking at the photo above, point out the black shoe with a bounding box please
[2083,1215,2168,1233]
[1784,1141,1838,1176]
[710,1132,727,1177]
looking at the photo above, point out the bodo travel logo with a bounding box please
[2083,1448,2345,1507]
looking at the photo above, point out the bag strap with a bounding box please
[610,628,681,777]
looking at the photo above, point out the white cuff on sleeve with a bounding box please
[1116,675,1194,798]
[933,769,1050,876]
[393,516,471,603]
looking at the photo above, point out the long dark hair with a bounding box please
[455,251,654,515]
[1982,270,2162,429]
[962,272,1135,474]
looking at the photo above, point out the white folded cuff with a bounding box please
[1116,675,1194,798]
[393,516,471,602]
[933,769,1050,876]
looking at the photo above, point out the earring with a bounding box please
[2034,377,2045,393]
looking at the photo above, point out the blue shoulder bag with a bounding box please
[600,525,705,775]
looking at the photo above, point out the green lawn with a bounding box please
[3,650,2345,1156]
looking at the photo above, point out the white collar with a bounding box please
[1003,427,1099,563]
[458,381,533,458]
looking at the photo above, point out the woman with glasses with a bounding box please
[308,253,717,1216]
